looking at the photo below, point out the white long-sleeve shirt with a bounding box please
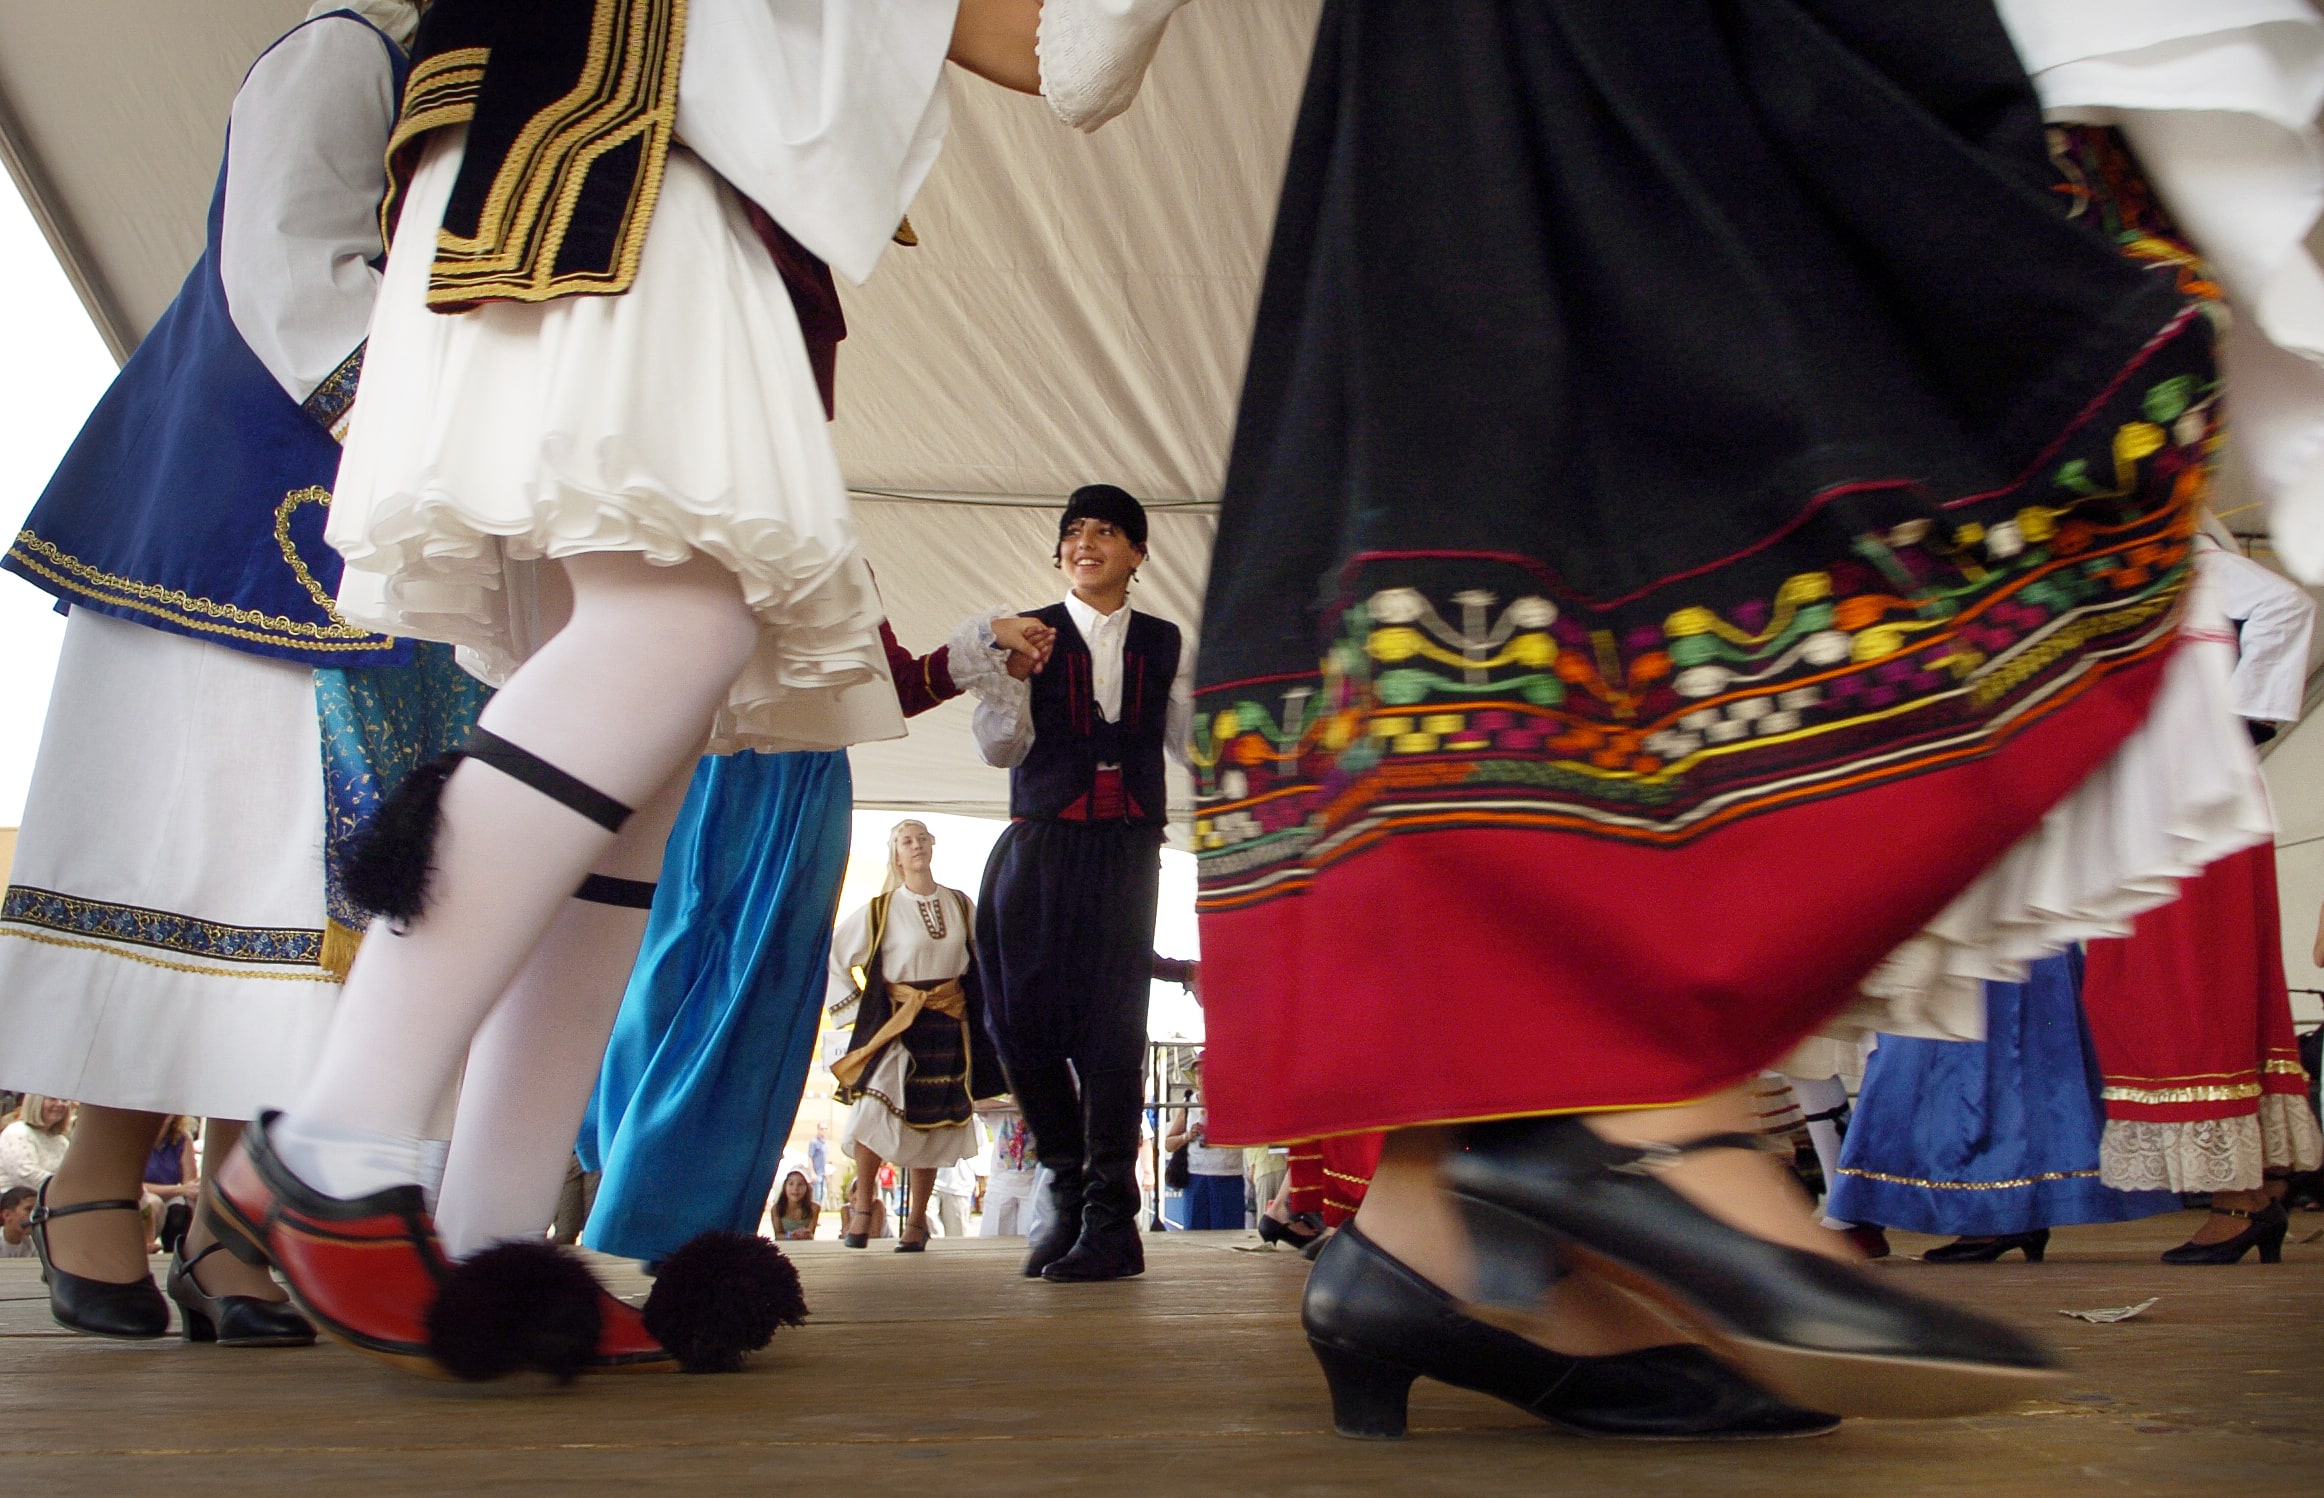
[970,594,1195,771]
[2203,542,2318,723]
[219,14,402,409]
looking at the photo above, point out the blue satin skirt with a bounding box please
[576,750,853,1261]
[1826,950,2179,1235]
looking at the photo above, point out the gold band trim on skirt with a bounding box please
[1834,1166,2102,1191]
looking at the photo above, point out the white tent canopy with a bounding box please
[0,0,1324,817]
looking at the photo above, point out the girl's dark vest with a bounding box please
[1010,603,1179,828]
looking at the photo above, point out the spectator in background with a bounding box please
[1163,1058,1245,1230]
[772,1164,819,1241]
[142,1116,200,1257]
[933,1159,977,1238]
[809,1124,830,1208]
[0,1096,71,1192]
[980,1104,1045,1238]
[0,1185,36,1258]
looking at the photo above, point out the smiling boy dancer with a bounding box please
[971,485,1192,1282]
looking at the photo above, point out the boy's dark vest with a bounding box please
[1010,603,1179,828]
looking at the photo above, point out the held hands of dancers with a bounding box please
[992,614,1057,680]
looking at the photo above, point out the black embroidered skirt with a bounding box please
[1191,0,2217,1142]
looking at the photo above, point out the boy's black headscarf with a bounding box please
[1057,484,1148,551]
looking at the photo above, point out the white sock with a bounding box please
[433,834,673,1259]
[269,1112,435,1202]
[1784,1072,1852,1228]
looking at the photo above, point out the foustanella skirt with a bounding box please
[1191,0,2244,1143]
[327,128,904,756]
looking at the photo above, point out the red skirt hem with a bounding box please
[1200,648,2168,1146]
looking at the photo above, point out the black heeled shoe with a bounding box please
[25,1181,171,1340]
[895,1219,929,1253]
[1259,1211,1325,1249]
[1441,1116,2061,1419]
[2160,1204,2288,1265]
[167,1241,317,1347]
[843,1208,870,1250]
[1922,1228,2048,1264]
[1303,1225,1838,1441]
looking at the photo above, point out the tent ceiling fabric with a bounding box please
[0,1,1323,820]
[0,0,311,359]
[830,2,1318,507]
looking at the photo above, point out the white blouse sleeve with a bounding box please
[943,612,1018,698]
[1035,0,1193,132]
[219,16,401,415]
[2208,547,2318,722]
[972,676,1036,768]
[827,900,873,1014]
[676,0,957,286]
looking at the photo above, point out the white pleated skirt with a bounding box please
[0,611,339,1119]
[328,128,905,755]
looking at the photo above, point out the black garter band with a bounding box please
[575,874,658,908]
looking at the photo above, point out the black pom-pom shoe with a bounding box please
[1302,1225,1838,1441]
[1442,1117,2063,1419]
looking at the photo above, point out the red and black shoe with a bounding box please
[588,1288,679,1373]
[205,1110,453,1378]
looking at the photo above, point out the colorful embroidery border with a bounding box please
[0,885,326,970]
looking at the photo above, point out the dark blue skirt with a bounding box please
[576,750,852,1261]
[1826,950,2177,1235]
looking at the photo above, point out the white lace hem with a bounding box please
[1036,0,1190,132]
[2098,1095,2324,1192]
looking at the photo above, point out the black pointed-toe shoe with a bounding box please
[1441,1116,2062,1419]
[167,1242,316,1347]
[1921,1229,2048,1264]
[1302,1225,1839,1441]
[2159,1204,2289,1265]
[26,1181,171,1340]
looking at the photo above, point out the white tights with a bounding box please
[279,552,756,1244]
[1784,1072,1853,1229]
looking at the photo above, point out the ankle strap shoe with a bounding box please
[1443,1115,2061,1419]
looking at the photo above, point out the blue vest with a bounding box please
[3,14,410,667]
[1009,603,1180,828]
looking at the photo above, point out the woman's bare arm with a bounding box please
[950,0,1043,94]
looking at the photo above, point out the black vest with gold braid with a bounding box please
[385,0,686,310]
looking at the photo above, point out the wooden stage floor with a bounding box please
[3,1212,2319,1496]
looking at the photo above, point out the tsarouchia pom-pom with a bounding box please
[642,1231,807,1373]
[425,1239,604,1383]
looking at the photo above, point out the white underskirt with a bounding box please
[328,128,906,755]
[0,611,340,1119]
[838,1046,977,1171]
[1844,590,2272,1042]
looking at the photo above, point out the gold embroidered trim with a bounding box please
[0,928,337,985]
[390,0,688,307]
[2101,1081,2265,1105]
[9,499,394,653]
[1834,1166,2102,1191]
